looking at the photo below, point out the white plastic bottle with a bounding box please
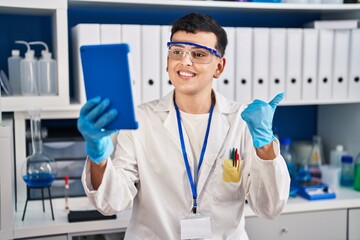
[15,41,38,95]
[330,145,347,168]
[29,41,57,95]
[7,49,23,95]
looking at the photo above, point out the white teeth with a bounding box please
[179,71,194,77]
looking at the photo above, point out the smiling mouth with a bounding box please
[178,71,195,77]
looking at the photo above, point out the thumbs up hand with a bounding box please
[241,93,284,148]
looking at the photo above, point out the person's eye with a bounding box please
[172,48,183,55]
[192,51,208,58]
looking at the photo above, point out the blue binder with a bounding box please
[80,43,138,130]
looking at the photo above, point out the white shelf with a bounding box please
[0,0,66,12]
[13,197,131,239]
[0,0,70,112]
[281,98,360,106]
[68,0,360,12]
[244,187,360,217]
[12,188,360,238]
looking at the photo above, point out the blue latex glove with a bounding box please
[77,96,118,164]
[241,93,284,148]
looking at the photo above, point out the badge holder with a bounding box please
[179,212,212,240]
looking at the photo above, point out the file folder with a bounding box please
[317,29,334,99]
[122,24,142,106]
[332,29,350,100]
[302,29,318,100]
[304,19,359,30]
[286,29,302,101]
[218,27,235,101]
[100,24,121,44]
[269,28,286,98]
[235,28,253,104]
[348,29,360,100]
[71,24,100,104]
[253,28,270,101]
[161,25,174,98]
[141,25,161,103]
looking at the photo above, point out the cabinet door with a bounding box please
[349,208,360,240]
[245,209,346,240]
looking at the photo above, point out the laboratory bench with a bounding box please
[9,187,360,240]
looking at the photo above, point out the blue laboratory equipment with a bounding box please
[21,109,56,220]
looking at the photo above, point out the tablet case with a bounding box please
[68,210,117,222]
[80,43,138,130]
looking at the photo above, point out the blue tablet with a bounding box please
[80,43,138,130]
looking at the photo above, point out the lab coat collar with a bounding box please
[155,89,236,197]
[153,89,238,115]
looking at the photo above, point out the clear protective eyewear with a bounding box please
[167,41,222,64]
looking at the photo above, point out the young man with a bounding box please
[78,13,290,239]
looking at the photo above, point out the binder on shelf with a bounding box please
[141,25,161,103]
[269,28,286,98]
[252,28,270,101]
[71,24,100,104]
[304,19,359,30]
[348,29,360,100]
[217,27,235,101]
[122,24,142,106]
[332,29,350,100]
[285,28,302,101]
[317,29,334,100]
[235,27,253,104]
[302,29,318,100]
[100,24,121,44]
[161,25,173,98]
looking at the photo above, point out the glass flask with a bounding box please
[21,109,56,188]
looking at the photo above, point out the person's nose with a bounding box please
[181,51,193,66]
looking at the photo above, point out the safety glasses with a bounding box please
[167,41,222,64]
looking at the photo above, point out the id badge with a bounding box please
[179,213,212,239]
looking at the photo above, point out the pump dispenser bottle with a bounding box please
[8,49,23,95]
[15,41,38,95]
[29,41,57,95]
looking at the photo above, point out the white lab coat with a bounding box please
[82,90,290,239]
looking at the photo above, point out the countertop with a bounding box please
[13,187,360,239]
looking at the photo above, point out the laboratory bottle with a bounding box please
[15,41,38,95]
[280,137,296,179]
[21,109,56,188]
[308,135,324,178]
[29,41,57,95]
[354,152,360,191]
[330,145,346,168]
[340,155,354,187]
[7,49,23,95]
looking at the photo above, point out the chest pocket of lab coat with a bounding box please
[212,158,244,202]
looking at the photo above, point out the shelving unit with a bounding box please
[0,0,69,112]
[0,118,15,240]
[68,0,360,106]
[0,0,359,239]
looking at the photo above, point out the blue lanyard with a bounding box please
[174,97,214,214]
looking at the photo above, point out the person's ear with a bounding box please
[213,70,221,78]
[213,57,226,79]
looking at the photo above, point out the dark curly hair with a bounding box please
[170,13,228,57]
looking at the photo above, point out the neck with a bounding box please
[174,90,213,114]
